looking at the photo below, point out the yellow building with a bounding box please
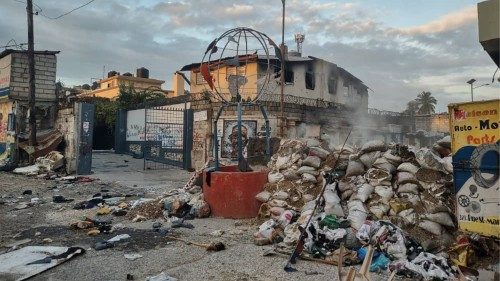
[80,69,169,100]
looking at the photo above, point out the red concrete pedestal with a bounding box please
[203,166,268,219]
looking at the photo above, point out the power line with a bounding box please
[11,0,95,20]
[38,0,96,20]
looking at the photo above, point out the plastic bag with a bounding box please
[255,219,277,239]
[278,210,295,227]
[347,200,368,229]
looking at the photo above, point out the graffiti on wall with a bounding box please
[145,123,183,148]
[221,120,257,158]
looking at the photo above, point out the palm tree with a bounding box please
[416,91,437,115]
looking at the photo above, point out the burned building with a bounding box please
[0,49,60,167]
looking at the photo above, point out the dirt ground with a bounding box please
[0,169,382,281]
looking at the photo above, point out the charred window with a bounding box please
[305,65,315,90]
[328,75,336,94]
[284,69,294,84]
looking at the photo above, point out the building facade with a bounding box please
[0,49,59,166]
[79,68,169,100]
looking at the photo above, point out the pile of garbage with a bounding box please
[13,151,64,176]
[254,136,460,279]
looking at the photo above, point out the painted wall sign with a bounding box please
[0,55,11,98]
[449,99,499,238]
[221,120,257,159]
[126,109,145,141]
[194,110,207,122]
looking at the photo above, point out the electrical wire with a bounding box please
[38,0,96,19]
[11,0,95,20]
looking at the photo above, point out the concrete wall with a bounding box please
[0,100,13,156]
[415,113,449,133]
[54,106,77,174]
[9,53,57,102]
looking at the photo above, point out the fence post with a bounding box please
[114,109,127,154]
[183,109,194,170]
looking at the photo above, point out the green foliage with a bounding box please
[116,83,167,109]
[403,91,437,115]
[94,99,118,128]
[415,91,437,115]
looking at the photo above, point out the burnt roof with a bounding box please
[0,49,60,59]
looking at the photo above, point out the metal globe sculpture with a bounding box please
[200,27,280,103]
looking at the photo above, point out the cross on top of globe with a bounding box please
[199,27,281,103]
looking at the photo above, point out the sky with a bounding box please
[1,0,499,112]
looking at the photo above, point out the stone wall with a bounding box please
[9,53,57,102]
[415,113,449,133]
[54,106,76,173]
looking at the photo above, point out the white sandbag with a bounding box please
[348,209,368,230]
[354,183,374,202]
[415,148,445,172]
[268,199,287,208]
[345,160,365,177]
[255,191,271,203]
[275,155,291,170]
[296,166,318,176]
[283,170,300,180]
[305,138,321,148]
[341,189,354,201]
[369,203,389,219]
[297,209,313,225]
[397,162,419,174]
[372,157,396,174]
[270,207,285,216]
[398,183,419,194]
[383,151,402,165]
[302,194,314,202]
[359,151,381,169]
[302,155,321,168]
[398,208,416,224]
[436,135,451,149]
[347,199,366,212]
[338,180,353,192]
[302,173,317,183]
[273,191,289,200]
[268,171,284,183]
[309,147,329,159]
[397,172,418,184]
[360,140,387,153]
[424,212,454,227]
[399,192,420,205]
[324,183,344,217]
[374,185,394,202]
[365,168,392,186]
[418,219,443,235]
[283,223,300,245]
[443,157,453,173]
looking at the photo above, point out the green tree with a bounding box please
[116,83,167,109]
[403,100,419,115]
[416,91,437,115]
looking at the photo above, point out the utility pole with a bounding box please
[279,0,286,138]
[26,0,37,164]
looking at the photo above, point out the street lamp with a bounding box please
[466,79,490,101]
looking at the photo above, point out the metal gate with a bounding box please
[143,106,193,170]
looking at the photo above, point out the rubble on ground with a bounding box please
[255,137,463,280]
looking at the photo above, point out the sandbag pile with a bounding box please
[255,136,459,279]
[256,139,334,217]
